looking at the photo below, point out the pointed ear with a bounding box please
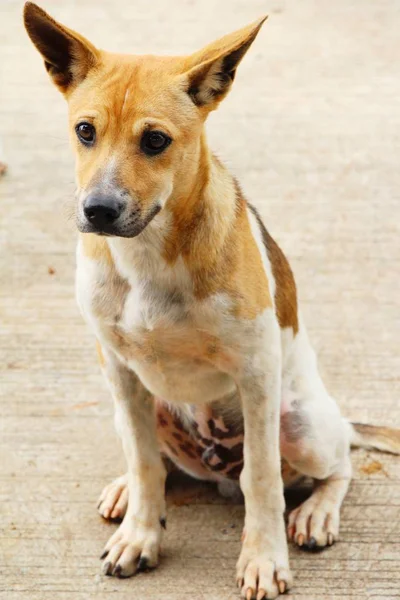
[183,16,267,108]
[23,2,99,94]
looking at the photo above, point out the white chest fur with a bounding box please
[75,237,238,405]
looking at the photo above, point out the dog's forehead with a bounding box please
[68,52,195,127]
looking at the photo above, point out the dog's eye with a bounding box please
[75,122,96,145]
[140,130,171,156]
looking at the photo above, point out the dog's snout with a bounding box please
[83,193,122,230]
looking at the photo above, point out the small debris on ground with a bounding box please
[71,401,99,410]
[360,460,388,477]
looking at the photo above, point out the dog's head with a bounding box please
[24,2,266,238]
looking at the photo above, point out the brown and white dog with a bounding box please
[24,4,400,598]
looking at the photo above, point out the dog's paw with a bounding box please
[236,541,292,599]
[97,474,128,520]
[101,518,162,578]
[287,495,339,550]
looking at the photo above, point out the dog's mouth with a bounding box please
[77,204,161,238]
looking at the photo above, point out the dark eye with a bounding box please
[140,130,171,156]
[75,122,96,145]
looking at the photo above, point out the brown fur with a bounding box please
[109,323,236,375]
[81,233,113,265]
[248,204,299,332]
[164,153,272,318]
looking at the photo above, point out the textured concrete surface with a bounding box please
[1,0,400,598]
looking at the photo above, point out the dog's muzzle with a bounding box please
[77,189,161,238]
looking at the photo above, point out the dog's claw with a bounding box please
[103,561,112,576]
[137,556,149,571]
[245,587,253,600]
[112,564,122,577]
[100,549,109,560]
[307,537,317,550]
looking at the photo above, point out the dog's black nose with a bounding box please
[83,194,122,230]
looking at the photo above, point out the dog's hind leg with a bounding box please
[286,458,351,549]
[280,325,352,550]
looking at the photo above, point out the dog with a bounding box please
[24,3,400,598]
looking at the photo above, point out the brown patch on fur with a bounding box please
[110,321,237,375]
[226,464,243,479]
[248,204,299,333]
[179,443,197,459]
[156,401,303,486]
[158,414,168,428]
[165,441,179,457]
[81,233,113,265]
[164,153,272,320]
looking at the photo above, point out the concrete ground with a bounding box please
[1,0,400,598]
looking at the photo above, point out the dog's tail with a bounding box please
[349,421,400,455]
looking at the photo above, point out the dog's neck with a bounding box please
[108,132,238,287]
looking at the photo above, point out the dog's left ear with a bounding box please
[23,2,99,94]
[183,16,267,109]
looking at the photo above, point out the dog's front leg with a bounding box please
[236,321,292,599]
[99,347,166,578]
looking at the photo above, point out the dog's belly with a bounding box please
[100,322,303,486]
[155,399,302,487]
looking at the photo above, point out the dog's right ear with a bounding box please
[23,2,99,94]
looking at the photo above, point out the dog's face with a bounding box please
[67,55,203,237]
[24,2,265,238]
